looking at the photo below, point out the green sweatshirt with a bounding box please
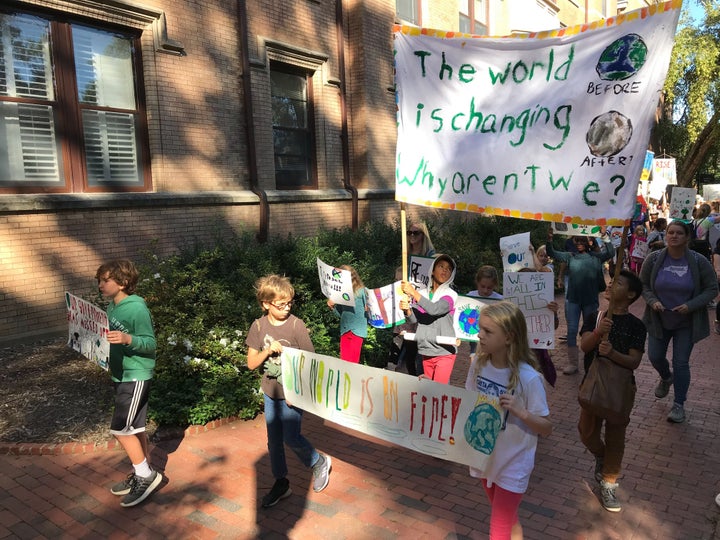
[107,294,156,383]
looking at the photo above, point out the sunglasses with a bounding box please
[407,230,422,236]
[270,300,293,310]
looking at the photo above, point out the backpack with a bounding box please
[689,219,712,260]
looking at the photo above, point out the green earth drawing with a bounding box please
[596,33,648,81]
[464,402,502,455]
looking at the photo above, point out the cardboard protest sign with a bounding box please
[500,232,532,272]
[652,157,677,185]
[65,292,109,371]
[317,258,355,307]
[453,295,501,341]
[631,239,649,260]
[394,4,681,226]
[702,184,720,201]
[668,186,696,221]
[709,222,720,251]
[408,255,433,289]
[281,347,503,469]
[649,157,675,200]
[502,272,555,349]
[640,150,654,181]
[367,282,406,328]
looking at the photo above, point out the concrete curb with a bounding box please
[0,415,241,456]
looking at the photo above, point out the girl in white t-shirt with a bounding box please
[465,301,552,539]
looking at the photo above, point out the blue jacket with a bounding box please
[332,289,368,338]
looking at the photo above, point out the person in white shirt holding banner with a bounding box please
[465,301,552,540]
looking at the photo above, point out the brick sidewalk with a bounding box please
[1,297,720,539]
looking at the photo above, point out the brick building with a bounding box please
[1,0,653,343]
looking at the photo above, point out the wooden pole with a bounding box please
[401,204,408,280]
[604,225,630,322]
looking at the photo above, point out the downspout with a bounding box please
[336,0,358,230]
[237,0,269,242]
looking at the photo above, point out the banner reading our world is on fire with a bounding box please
[281,347,506,469]
[393,2,681,226]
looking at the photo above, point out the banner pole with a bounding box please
[605,224,630,323]
[401,204,408,280]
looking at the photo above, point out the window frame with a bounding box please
[0,6,152,194]
[270,62,318,191]
[396,0,422,26]
[459,0,488,35]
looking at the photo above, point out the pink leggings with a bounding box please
[422,354,456,384]
[340,331,363,363]
[482,479,523,540]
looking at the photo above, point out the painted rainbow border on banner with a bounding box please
[393,0,681,226]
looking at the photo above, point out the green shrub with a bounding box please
[135,214,548,428]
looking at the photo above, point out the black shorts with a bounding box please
[110,380,151,436]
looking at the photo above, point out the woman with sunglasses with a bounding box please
[407,221,436,262]
[400,221,436,376]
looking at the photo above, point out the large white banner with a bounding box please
[394,3,681,226]
[281,348,503,469]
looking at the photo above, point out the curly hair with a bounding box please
[95,259,139,295]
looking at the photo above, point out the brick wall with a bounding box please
[0,0,407,343]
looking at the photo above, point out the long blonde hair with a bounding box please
[341,265,365,293]
[408,221,435,256]
[472,301,539,392]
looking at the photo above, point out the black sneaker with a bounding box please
[312,454,332,493]
[654,375,673,398]
[111,472,135,496]
[120,471,163,507]
[594,456,604,483]
[261,478,292,508]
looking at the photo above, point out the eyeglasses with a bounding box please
[270,300,293,310]
[407,230,422,236]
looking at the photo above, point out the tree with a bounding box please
[657,1,720,187]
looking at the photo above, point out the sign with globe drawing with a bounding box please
[394,3,681,226]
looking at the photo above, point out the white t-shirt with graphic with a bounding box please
[465,360,549,493]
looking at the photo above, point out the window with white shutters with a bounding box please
[0,9,151,193]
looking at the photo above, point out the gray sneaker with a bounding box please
[120,471,163,507]
[312,454,332,493]
[110,472,135,496]
[654,375,673,398]
[667,403,685,423]
[600,480,621,512]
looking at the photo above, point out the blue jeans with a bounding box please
[264,394,319,479]
[647,326,694,405]
[565,300,599,347]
